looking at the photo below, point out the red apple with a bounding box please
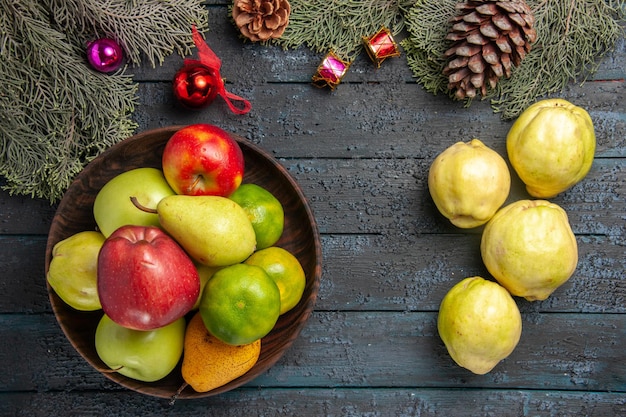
[97,225,200,331]
[162,124,245,196]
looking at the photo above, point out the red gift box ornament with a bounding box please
[174,26,251,114]
[363,27,401,68]
[312,52,351,90]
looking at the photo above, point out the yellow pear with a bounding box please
[155,195,256,267]
[481,200,578,301]
[47,231,105,311]
[191,263,221,310]
[507,98,596,198]
[181,312,261,392]
[428,139,511,228]
[438,277,522,375]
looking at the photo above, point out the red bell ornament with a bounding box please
[173,63,220,109]
[363,27,401,68]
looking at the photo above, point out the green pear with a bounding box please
[192,263,222,309]
[47,231,106,311]
[156,195,256,267]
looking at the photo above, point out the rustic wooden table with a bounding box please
[1,5,625,416]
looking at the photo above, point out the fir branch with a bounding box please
[45,0,209,68]
[0,0,138,200]
[0,0,209,201]
[489,0,624,118]
[403,0,626,119]
[276,0,414,61]
[401,0,457,96]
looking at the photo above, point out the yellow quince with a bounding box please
[507,98,596,198]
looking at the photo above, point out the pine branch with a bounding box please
[403,0,626,119]
[0,0,138,201]
[46,0,209,67]
[275,0,414,60]
[0,0,209,201]
[401,0,457,96]
[489,0,624,118]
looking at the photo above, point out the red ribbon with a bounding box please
[189,26,251,115]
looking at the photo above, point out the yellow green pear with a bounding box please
[192,263,221,310]
[428,139,511,228]
[438,277,522,375]
[480,199,578,301]
[47,231,105,311]
[507,98,596,198]
[155,195,256,267]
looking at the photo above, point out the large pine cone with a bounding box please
[443,0,537,99]
[232,0,291,42]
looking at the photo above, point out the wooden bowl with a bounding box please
[45,126,322,399]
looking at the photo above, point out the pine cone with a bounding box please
[443,0,537,99]
[232,0,291,42]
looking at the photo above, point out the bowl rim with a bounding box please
[45,125,322,399]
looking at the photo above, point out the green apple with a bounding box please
[95,314,185,382]
[93,167,175,237]
[47,230,105,311]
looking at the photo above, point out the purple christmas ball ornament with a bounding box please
[86,38,124,73]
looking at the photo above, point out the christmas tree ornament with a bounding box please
[232,0,291,42]
[275,0,405,61]
[362,27,401,68]
[442,0,537,100]
[1,0,209,202]
[175,26,251,114]
[173,62,220,109]
[312,52,351,90]
[86,38,124,73]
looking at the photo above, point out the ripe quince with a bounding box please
[480,200,578,301]
[438,277,522,375]
[507,98,596,198]
[428,139,511,228]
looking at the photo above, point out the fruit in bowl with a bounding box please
[162,123,245,197]
[95,314,186,382]
[97,225,200,331]
[93,167,176,237]
[142,194,257,267]
[46,231,105,311]
[45,125,322,399]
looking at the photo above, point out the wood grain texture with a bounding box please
[2,389,625,417]
[3,233,624,315]
[133,81,626,158]
[1,3,624,415]
[2,312,624,392]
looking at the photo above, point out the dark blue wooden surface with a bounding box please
[1,4,625,416]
